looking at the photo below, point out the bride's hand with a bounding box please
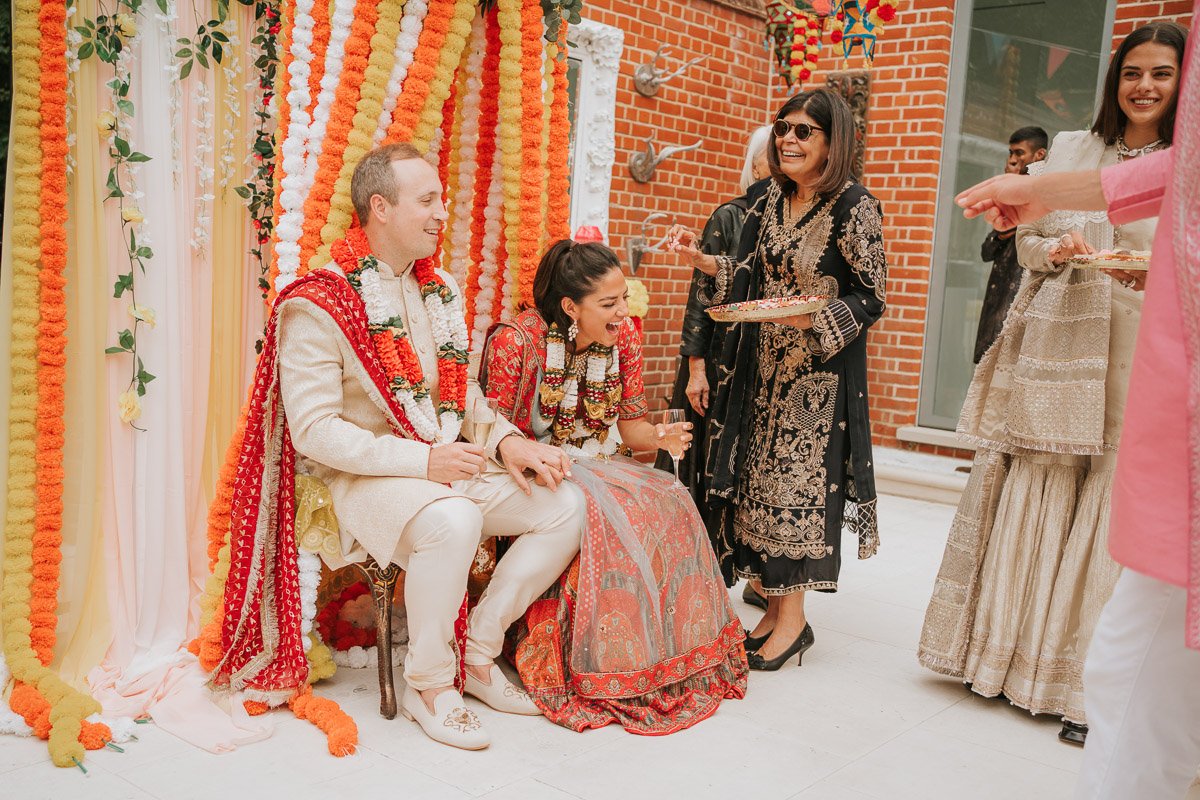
[654,421,693,452]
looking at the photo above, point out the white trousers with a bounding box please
[391,474,584,691]
[1074,569,1200,799]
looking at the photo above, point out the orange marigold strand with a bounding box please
[288,687,358,757]
[547,21,572,240]
[31,0,70,667]
[297,0,381,271]
[306,0,331,118]
[516,1,545,309]
[384,0,452,144]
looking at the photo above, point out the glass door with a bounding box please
[918,0,1116,429]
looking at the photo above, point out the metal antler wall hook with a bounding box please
[633,46,709,98]
[626,212,673,275]
[627,132,703,184]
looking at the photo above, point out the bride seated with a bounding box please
[480,239,748,735]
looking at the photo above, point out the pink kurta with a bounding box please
[1103,149,1189,586]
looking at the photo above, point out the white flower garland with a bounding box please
[190,80,215,257]
[374,0,429,144]
[155,7,183,178]
[65,3,81,177]
[303,0,356,183]
[470,148,506,353]
[356,262,467,444]
[297,549,321,651]
[85,713,139,744]
[218,28,242,189]
[446,13,484,286]
[274,0,318,290]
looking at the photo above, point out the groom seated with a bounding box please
[277,143,584,749]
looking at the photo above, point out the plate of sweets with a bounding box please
[707,295,829,323]
[1068,248,1151,271]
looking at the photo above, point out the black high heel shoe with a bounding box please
[747,624,814,671]
[741,583,768,611]
[743,629,773,652]
[1058,721,1088,746]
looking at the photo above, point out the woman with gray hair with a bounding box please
[659,125,772,567]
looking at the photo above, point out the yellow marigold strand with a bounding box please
[311,0,406,272]
[495,0,523,317]
[410,0,475,151]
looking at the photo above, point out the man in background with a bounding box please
[971,125,1048,363]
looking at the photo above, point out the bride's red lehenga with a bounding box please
[482,309,748,735]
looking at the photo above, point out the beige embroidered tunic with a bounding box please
[277,259,517,569]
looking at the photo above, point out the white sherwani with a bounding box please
[277,258,583,690]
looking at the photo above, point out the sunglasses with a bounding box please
[773,119,824,141]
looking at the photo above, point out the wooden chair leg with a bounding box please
[355,559,402,719]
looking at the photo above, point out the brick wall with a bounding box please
[581,0,774,410]
[587,0,1191,450]
[1114,0,1193,45]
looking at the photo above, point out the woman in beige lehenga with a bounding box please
[918,22,1187,744]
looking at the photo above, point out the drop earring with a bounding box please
[567,319,579,341]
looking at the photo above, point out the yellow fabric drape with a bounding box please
[53,0,114,688]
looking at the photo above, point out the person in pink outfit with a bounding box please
[954,8,1200,795]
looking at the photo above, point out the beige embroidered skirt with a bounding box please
[917,285,1139,723]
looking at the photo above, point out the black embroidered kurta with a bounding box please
[657,192,752,517]
[973,229,1022,363]
[704,180,886,593]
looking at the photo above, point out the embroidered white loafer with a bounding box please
[463,663,542,716]
[400,687,490,750]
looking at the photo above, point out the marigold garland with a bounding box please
[432,79,458,268]
[409,0,475,151]
[311,0,406,273]
[297,0,375,274]
[463,7,502,342]
[32,0,71,667]
[445,14,483,288]
[495,0,524,318]
[546,21,572,241]
[332,227,469,441]
[3,0,102,770]
[305,0,332,117]
[516,0,546,308]
[266,0,296,301]
[288,686,358,756]
[384,0,452,144]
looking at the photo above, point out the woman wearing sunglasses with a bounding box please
[668,88,887,670]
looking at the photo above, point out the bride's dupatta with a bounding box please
[482,313,748,735]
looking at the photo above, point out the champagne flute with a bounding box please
[470,397,499,482]
[661,409,686,486]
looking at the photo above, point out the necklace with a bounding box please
[783,191,818,225]
[538,322,622,457]
[1116,135,1165,161]
[331,227,469,444]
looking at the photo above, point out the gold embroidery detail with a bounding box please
[837,192,887,303]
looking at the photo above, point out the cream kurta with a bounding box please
[278,259,517,569]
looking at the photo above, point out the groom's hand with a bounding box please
[497,436,573,495]
[427,442,486,483]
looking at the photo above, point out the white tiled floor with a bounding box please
[0,494,1187,799]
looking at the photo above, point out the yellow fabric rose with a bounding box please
[128,303,156,328]
[118,389,141,423]
[626,278,650,318]
[115,13,137,39]
[96,110,117,134]
[122,205,144,224]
